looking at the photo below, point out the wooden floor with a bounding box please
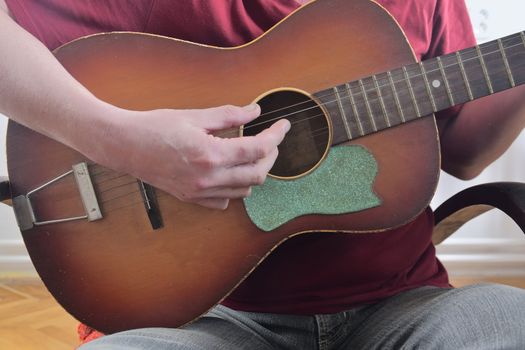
[0,279,79,350]
[1,277,525,350]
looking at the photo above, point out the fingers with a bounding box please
[202,148,278,191]
[194,198,230,210]
[216,118,290,166]
[194,104,261,131]
[167,104,290,210]
[185,148,277,205]
[197,186,252,199]
[191,103,290,167]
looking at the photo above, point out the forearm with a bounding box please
[439,85,525,179]
[0,10,120,158]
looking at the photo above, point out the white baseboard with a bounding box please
[0,239,37,278]
[437,238,525,277]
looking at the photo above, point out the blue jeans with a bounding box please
[80,284,525,349]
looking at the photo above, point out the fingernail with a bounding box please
[244,103,259,112]
[284,120,291,132]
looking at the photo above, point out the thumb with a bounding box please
[194,104,261,131]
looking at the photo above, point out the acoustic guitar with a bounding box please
[6,0,525,333]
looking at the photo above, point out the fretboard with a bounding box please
[315,31,525,145]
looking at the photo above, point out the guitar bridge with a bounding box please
[13,162,103,231]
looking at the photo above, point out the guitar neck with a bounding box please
[316,31,525,145]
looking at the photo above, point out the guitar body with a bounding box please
[6,0,439,333]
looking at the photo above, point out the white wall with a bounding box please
[0,115,27,276]
[0,114,28,277]
[1,0,524,277]
[433,0,525,277]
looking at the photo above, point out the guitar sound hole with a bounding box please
[244,89,330,178]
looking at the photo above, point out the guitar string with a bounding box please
[92,60,525,204]
[81,39,525,214]
[239,59,525,140]
[23,41,524,209]
[100,184,255,216]
[234,57,525,143]
[28,39,525,182]
[239,35,525,128]
[94,50,525,186]
[7,38,522,224]
[230,41,525,134]
[24,51,521,206]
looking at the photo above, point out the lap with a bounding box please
[79,304,316,350]
[344,283,525,349]
[79,284,525,350]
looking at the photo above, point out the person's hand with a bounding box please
[91,104,290,209]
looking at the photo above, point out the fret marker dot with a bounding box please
[432,80,441,88]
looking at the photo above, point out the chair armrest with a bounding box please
[433,182,525,245]
[0,176,11,206]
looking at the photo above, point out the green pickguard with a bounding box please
[243,145,380,231]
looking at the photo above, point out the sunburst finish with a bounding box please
[6,0,440,333]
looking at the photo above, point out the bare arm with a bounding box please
[0,5,290,209]
[438,85,525,180]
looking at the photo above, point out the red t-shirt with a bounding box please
[6,0,476,341]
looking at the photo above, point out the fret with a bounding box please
[402,66,421,117]
[405,63,435,117]
[313,88,348,145]
[335,84,365,138]
[478,39,514,93]
[345,83,365,136]
[462,47,492,98]
[440,52,471,105]
[387,70,405,123]
[456,51,474,100]
[420,58,451,113]
[313,31,525,144]
[476,45,494,94]
[503,32,525,86]
[332,87,352,139]
[375,72,403,127]
[364,76,389,130]
[358,79,377,132]
[347,81,375,135]
[316,31,525,142]
[498,38,516,87]
[419,62,437,112]
[372,74,391,127]
[390,67,420,122]
[436,56,455,105]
